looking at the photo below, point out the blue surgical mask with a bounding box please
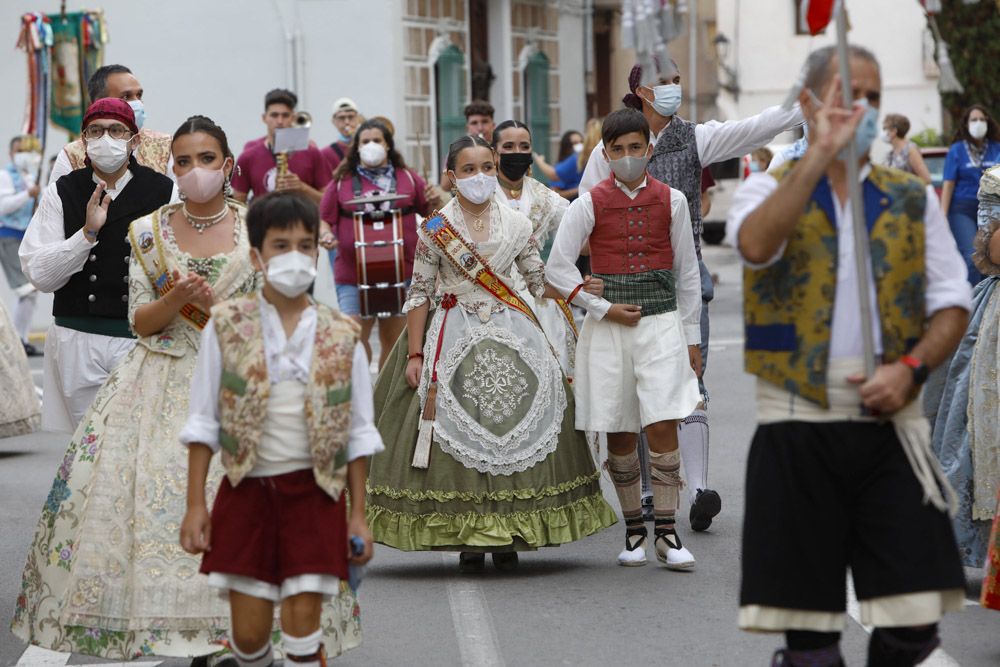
[128,99,145,131]
[749,161,762,173]
[647,83,682,118]
[838,99,879,161]
[337,132,351,143]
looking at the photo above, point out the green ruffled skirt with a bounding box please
[368,326,617,552]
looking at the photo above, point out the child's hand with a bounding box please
[605,303,642,327]
[688,345,703,378]
[405,357,423,389]
[581,274,604,298]
[180,505,212,554]
[348,516,374,565]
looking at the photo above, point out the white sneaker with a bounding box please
[617,531,648,566]
[654,532,695,571]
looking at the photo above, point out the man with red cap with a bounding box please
[49,64,172,182]
[19,98,175,432]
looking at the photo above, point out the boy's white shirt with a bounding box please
[545,176,702,345]
[179,294,385,462]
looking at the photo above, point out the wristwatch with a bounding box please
[899,355,929,385]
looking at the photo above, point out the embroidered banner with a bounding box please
[422,212,541,328]
[129,213,211,330]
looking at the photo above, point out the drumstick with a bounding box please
[415,131,429,183]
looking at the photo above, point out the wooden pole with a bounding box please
[834,1,877,378]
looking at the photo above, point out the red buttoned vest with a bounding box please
[588,175,673,274]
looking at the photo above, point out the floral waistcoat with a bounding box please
[212,296,358,499]
[743,162,927,408]
[65,128,172,175]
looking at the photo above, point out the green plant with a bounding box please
[934,1,1000,139]
[910,128,943,148]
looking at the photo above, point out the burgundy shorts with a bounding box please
[201,468,349,584]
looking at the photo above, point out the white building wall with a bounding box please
[715,0,941,141]
[0,0,403,326]
[557,3,588,139]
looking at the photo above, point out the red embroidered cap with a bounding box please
[82,98,138,134]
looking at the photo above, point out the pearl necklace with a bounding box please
[459,201,492,233]
[182,203,228,234]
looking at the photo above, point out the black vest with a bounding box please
[53,157,173,320]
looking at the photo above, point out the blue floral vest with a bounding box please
[743,162,927,407]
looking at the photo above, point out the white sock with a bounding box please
[13,293,37,344]
[282,628,323,667]
[230,639,273,667]
[678,408,709,503]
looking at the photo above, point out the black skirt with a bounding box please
[740,420,965,613]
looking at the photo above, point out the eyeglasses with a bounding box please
[82,125,134,141]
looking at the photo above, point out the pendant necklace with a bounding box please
[183,203,228,234]
[459,201,491,233]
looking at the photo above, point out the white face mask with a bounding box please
[359,141,387,167]
[86,134,131,173]
[262,250,317,298]
[970,119,989,141]
[13,151,41,174]
[453,172,497,205]
[880,129,893,144]
[573,142,584,154]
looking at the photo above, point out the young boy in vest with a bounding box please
[179,191,384,667]
[547,108,703,569]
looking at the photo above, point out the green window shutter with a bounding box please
[436,44,466,167]
[525,51,551,161]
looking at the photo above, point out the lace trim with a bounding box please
[366,471,600,503]
[430,320,566,476]
[367,493,617,551]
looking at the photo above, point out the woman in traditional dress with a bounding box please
[367,135,616,574]
[0,299,40,437]
[12,116,361,663]
[931,164,1000,572]
[491,119,581,377]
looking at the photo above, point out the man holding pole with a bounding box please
[729,43,970,665]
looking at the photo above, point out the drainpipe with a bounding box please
[688,0,698,121]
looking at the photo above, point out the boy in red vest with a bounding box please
[547,108,703,569]
[179,192,383,667]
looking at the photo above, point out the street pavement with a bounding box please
[1,244,998,666]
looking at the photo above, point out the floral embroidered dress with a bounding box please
[368,197,615,551]
[931,166,1000,567]
[12,202,361,659]
[0,300,40,438]
[495,176,577,377]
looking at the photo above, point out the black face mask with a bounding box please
[498,152,533,181]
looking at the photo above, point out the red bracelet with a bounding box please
[567,282,585,304]
[407,352,424,360]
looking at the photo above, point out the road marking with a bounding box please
[846,578,962,666]
[442,554,505,667]
[16,645,163,666]
[16,646,68,666]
